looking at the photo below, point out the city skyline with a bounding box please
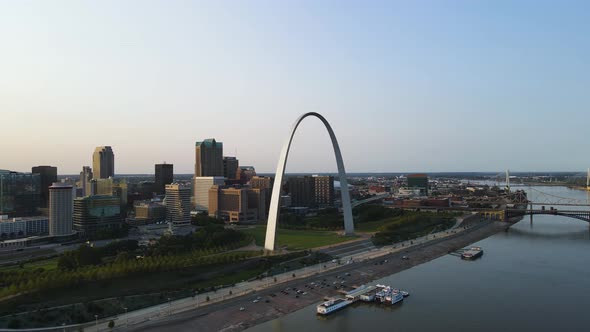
[2,1,589,174]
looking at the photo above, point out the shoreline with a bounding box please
[128,220,511,332]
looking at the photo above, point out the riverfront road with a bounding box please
[319,239,376,258]
[117,221,509,332]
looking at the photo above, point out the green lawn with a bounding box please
[0,257,59,272]
[242,225,354,250]
[355,219,394,232]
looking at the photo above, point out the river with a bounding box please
[247,186,590,332]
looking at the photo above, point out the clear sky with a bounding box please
[1,0,589,174]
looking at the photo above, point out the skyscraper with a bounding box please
[208,185,266,223]
[237,166,256,184]
[288,176,315,207]
[92,146,115,179]
[195,139,223,177]
[0,170,41,217]
[49,183,73,236]
[32,166,57,208]
[165,183,191,225]
[79,166,93,197]
[73,195,122,237]
[223,157,239,180]
[155,163,174,194]
[193,177,225,211]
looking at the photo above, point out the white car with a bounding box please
[240,307,245,311]
[253,299,259,303]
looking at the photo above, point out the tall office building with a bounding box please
[237,166,256,184]
[208,185,266,223]
[313,175,335,207]
[90,177,127,206]
[155,163,174,194]
[73,195,122,237]
[223,157,239,180]
[0,170,41,217]
[92,146,115,179]
[165,183,191,225]
[251,176,273,190]
[79,166,93,197]
[288,176,316,207]
[32,166,57,208]
[48,183,73,236]
[251,176,273,215]
[193,177,225,211]
[195,139,223,177]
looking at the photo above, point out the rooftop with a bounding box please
[195,138,222,147]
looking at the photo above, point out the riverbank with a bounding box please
[127,220,510,332]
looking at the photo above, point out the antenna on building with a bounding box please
[235,147,238,158]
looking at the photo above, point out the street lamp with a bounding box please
[62,322,65,332]
[94,315,98,332]
[168,298,172,316]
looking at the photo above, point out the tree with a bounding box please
[108,320,115,328]
[206,296,210,302]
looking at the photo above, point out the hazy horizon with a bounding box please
[2,1,589,174]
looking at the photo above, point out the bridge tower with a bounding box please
[505,169,510,193]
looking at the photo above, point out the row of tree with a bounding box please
[0,242,257,300]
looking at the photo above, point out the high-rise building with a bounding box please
[251,176,273,190]
[155,163,174,194]
[92,146,115,179]
[195,139,223,177]
[288,176,315,207]
[49,183,73,236]
[73,195,122,237]
[313,175,335,207]
[32,166,57,208]
[237,166,256,184]
[251,176,273,215]
[79,166,93,196]
[165,183,191,225]
[0,170,41,217]
[208,185,265,223]
[223,157,239,180]
[91,177,128,207]
[133,200,166,224]
[193,176,225,211]
[407,174,429,196]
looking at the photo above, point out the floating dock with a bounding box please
[317,284,409,315]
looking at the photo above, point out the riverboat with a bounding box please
[461,247,484,260]
[316,298,352,315]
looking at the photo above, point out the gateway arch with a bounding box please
[264,112,354,251]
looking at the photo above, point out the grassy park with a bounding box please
[242,225,354,250]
